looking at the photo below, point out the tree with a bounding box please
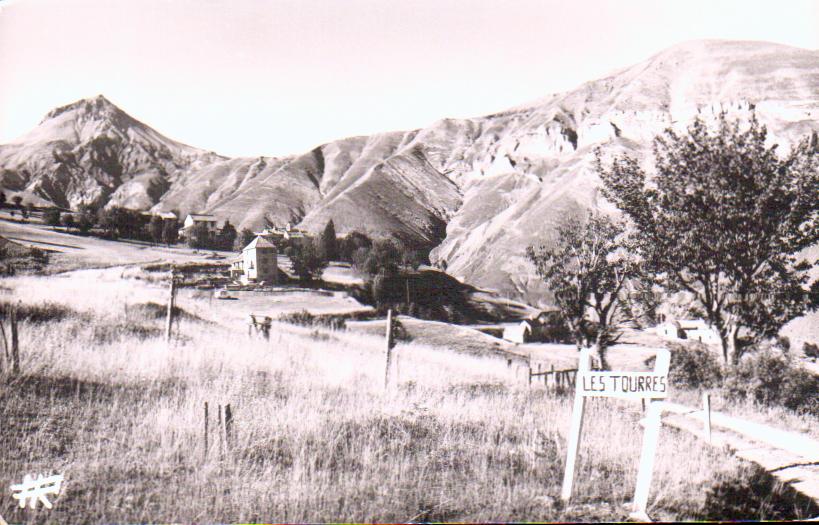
[0,191,5,207]
[25,203,34,219]
[353,239,402,277]
[162,219,179,247]
[290,237,328,282]
[235,228,255,251]
[598,113,819,364]
[527,213,639,369]
[339,231,372,262]
[61,213,76,231]
[149,216,164,245]
[77,205,96,234]
[318,220,338,262]
[217,220,238,251]
[187,222,211,249]
[12,196,22,208]
[43,209,61,228]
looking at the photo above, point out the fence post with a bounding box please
[165,268,177,343]
[203,402,209,462]
[224,403,233,451]
[383,309,395,389]
[703,392,711,444]
[217,403,224,460]
[10,304,19,375]
[549,364,555,390]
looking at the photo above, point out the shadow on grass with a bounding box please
[1,373,187,405]
[694,462,819,521]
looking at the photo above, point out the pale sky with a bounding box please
[0,0,817,158]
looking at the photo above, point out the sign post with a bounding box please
[560,347,670,521]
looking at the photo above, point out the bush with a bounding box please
[0,301,83,324]
[723,350,819,416]
[278,310,347,330]
[646,342,723,389]
[803,342,819,359]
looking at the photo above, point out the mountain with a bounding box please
[2,40,818,303]
[0,95,224,209]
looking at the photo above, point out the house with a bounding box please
[140,211,177,222]
[503,320,533,344]
[229,256,244,280]
[178,213,219,238]
[237,235,279,284]
[656,319,721,344]
[255,222,306,245]
[154,211,177,221]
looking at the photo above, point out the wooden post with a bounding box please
[217,403,224,460]
[383,309,395,389]
[631,348,670,518]
[224,403,233,450]
[165,268,177,343]
[703,392,712,444]
[561,347,592,502]
[528,365,532,387]
[10,304,19,375]
[203,402,209,462]
[549,364,555,390]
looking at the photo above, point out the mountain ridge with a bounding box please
[2,40,818,302]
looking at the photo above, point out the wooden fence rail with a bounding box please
[526,360,601,389]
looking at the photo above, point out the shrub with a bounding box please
[803,342,819,359]
[0,301,83,324]
[646,342,723,389]
[278,310,347,330]
[723,350,819,416]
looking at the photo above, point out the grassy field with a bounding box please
[0,268,817,523]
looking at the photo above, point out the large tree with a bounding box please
[526,213,639,369]
[235,228,255,251]
[598,113,819,364]
[318,220,339,262]
[149,216,164,245]
[290,237,328,282]
[162,219,179,247]
[217,220,238,251]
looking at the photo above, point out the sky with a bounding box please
[0,0,817,158]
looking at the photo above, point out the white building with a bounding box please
[503,320,533,344]
[178,213,219,238]
[232,235,279,284]
[656,319,721,344]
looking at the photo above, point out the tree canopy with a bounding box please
[527,213,639,369]
[598,113,819,363]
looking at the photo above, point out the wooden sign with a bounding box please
[561,347,670,520]
[579,371,668,399]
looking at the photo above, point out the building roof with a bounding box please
[187,213,217,222]
[243,235,278,251]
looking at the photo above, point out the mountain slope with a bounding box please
[0,95,224,209]
[2,40,817,303]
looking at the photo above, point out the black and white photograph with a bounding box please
[0,0,818,523]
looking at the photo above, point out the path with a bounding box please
[658,401,819,504]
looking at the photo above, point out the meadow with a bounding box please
[0,267,816,523]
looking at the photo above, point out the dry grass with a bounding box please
[0,269,816,522]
